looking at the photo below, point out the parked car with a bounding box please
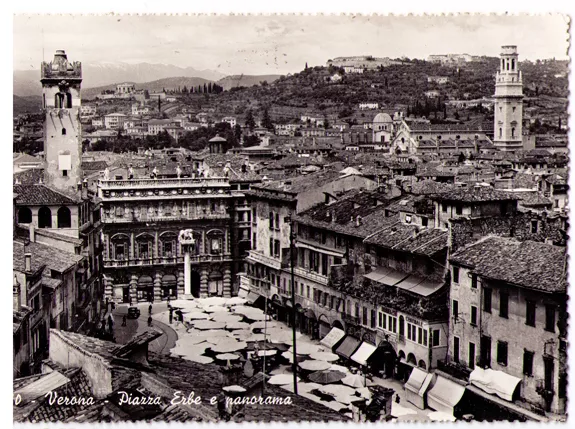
[127,307,141,319]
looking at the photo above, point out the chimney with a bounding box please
[13,275,21,312]
[356,215,362,227]
[25,253,32,272]
[29,224,35,243]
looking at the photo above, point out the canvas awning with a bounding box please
[335,336,361,360]
[245,292,260,304]
[469,367,522,402]
[427,375,466,415]
[350,342,377,366]
[365,267,409,286]
[320,327,346,349]
[405,367,429,394]
[395,275,443,297]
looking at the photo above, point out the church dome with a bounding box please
[373,113,393,124]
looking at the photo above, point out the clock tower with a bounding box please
[41,50,83,194]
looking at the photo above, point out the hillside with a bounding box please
[82,77,215,100]
[14,95,42,115]
[217,74,282,91]
[13,62,226,96]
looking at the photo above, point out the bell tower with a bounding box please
[493,45,524,152]
[41,50,83,194]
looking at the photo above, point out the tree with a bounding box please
[261,108,274,130]
[245,110,256,131]
[243,135,261,147]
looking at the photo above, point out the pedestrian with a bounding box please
[122,315,127,326]
[169,309,173,324]
[395,394,400,404]
[129,297,133,307]
[149,304,153,315]
[148,316,153,327]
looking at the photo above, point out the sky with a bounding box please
[13,14,570,75]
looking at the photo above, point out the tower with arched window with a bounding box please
[41,50,83,193]
[493,45,524,152]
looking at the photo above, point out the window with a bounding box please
[306,285,310,298]
[452,299,459,319]
[531,220,538,233]
[392,317,397,333]
[523,350,534,376]
[274,239,280,258]
[455,204,462,215]
[471,306,478,326]
[499,128,502,138]
[417,327,423,344]
[362,307,368,325]
[512,106,516,113]
[269,211,274,230]
[471,274,477,289]
[275,213,280,230]
[432,329,440,346]
[422,217,428,227]
[442,203,448,213]
[355,303,360,319]
[452,266,460,283]
[483,288,492,313]
[469,342,476,369]
[18,207,32,224]
[545,304,556,332]
[453,337,460,363]
[62,170,68,177]
[526,300,536,327]
[497,341,508,366]
[511,127,515,138]
[423,330,428,346]
[481,335,492,368]
[499,291,509,318]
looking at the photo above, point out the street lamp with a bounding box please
[284,215,298,395]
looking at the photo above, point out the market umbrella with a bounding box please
[232,306,264,315]
[207,336,240,346]
[287,343,321,355]
[222,385,246,393]
[175,336,209,346]
[188,312,211,320]
[329,364,351,374]
[268,374,299,385]
[356,387,373,400]
[189,329,231,339]
[175,342,210,355]
[257,349,277,357]
[198,297,229,307]
[299,360,332,372]
[215,353,241,361]
[244,333,267,343]
[335,394,366,405]
[231,329,255,341]
[392,403,419,418]
[210,341,248,354]
[225,297,247,306]
[242,313,271,322]
[203,305,229,313]
[280,350,308,364]
[308,369,347,385]
[193,320,227,330]
[170,299,201,310]
[225,321,251,330]
[212,313,243,323]
[341,373,375,388]
[182,354,214,364]
[309,352,339,362]
[250,321,278,330]
[324,401,350,412]
[318,384,356,398]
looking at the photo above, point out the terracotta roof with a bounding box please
[450,236,567,293]
[13,240,84,274]
[81,161,108,171]
[14,168,44,185]
[13,184,78,205]
[365,223,448,256]
[433,187,517,203]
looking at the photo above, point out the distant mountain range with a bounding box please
[13,62,281,97]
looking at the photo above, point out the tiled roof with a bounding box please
[433,187,517,203]
[514,191,553,207]
[13,184,78,205]
[450,236,567,293]
[14,168,44,185]
[81,161,108,171]
[13,240,84,273]
[365,223,448,256]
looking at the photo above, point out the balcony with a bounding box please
[246,251,282,270]
[103,253,232,268]
[293,267,329,286]
[101,211,230,224]
[100,177,230,189]
[342,313,361,326]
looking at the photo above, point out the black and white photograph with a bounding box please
[10,12,570,424]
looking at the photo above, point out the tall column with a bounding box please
[223,266,232,298]
[177,269,185,298]
[184,249,191,295]
[200,268,209,297]
[153,272,162,302]
[129,274,138,303]
[103,275,113,301]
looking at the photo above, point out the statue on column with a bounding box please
[179,229,196,247]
